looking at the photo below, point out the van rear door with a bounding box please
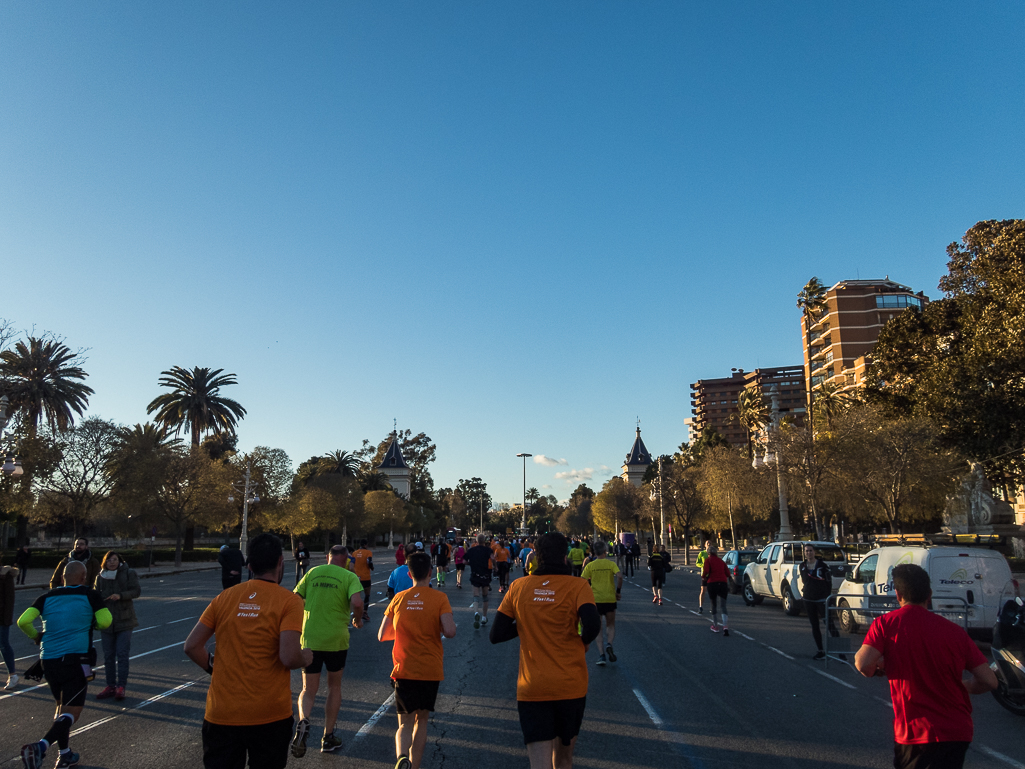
[930,554,978,627]
[976,552,1013,627]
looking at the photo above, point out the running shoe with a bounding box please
[115,686,125,701]
[362,612,371,622]
[606,645,616,662]
[481,615,488,626]
[698,607,704,614]
[723,628,730,637]
[54,751,79,768]
[4,674,19,690]
[652,595,657,603]
[473,611,481,629]
[813,651,825,660]
[96,686,116,700]
[710,623,720,633]
[321,732,343,753]
[596,654,607,666]
[20,741,45,769]
[395,756,412,769]
[291,717,310,758]
[658,598,662,606]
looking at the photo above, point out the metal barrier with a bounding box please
[822,594,970,668]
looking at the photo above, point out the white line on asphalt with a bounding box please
[808,666,857,690]
[70,682,197,737]
[130,641,186,660]
[689,610,701,616]
[978,746,1025,769]
[0,681,46,701]
[167,616,197,624]
[633,688,663,727]
[351,693,396,742]
[737,632,755,641]
[873,696,893,709]
[762,645,795,660]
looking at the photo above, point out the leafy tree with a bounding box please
[356,430,438,499]
[456,477,491,530]
[146,366,247,447]
[797,276,828,399]
[0,337,94,432]
[689,427,730,463]
[364,489,407,544]
[557,484,594,535]
[592,477,642,536]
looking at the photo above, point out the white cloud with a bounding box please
[555,468,594,483]
[534,455,568,467]
[542,484,552,489]
[598,465,613,477]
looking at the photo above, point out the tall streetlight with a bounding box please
[752,385,792,539]
[516,453,532,535]
[228,459,260,557]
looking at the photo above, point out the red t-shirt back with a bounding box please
[863,604,987,744]
[703,554,728,583]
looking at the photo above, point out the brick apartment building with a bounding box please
[801,279,928,393]
[687,366,806,449]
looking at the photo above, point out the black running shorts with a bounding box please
[436,557,449,568]
[707,582,729,599]
[304,649,348,674]
[893,741,969,769]
[360,580,372,593]
[517,697,587,746]
[393,678,440,714]
[470,572,492,588]
[42,659,89,708]
[455,563,465,571]
[202,716,293,769]
[595,602,617,616]
[651,571,665,588]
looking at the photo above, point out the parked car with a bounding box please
[742,541,848,615]
[722,549,759,595]
[835,544,1016,639]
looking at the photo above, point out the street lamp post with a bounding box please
[228,460,260,558]
[516,453,532,535]
[753,385,792,539]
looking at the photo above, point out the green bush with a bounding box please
[2,547,222,571]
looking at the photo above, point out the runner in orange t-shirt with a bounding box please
[184,534,312,769]
[490,532,599,769]
[379,552,456,769]
[494,541,511,593]
[351,541,374,622]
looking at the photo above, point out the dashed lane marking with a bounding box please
[70,681,197,737]
[167,616,197,624]
[737,632,755,641]
[976,746,1025,769]
[349,692,396,743]
[808,665,856,690]
[762,645,795,660]
[873,696,893,709]
[633,688,663,726]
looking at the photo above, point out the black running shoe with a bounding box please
[54,752,79,769]
[321,732,343,753]
[606,644,616,662]
[813,651,826,660]
[291,717,310,758]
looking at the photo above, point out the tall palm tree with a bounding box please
[796,277,828,424]
[0,337,94,432]
[729,388,771,458]
[321,450,360,478]
[813,383,855,431]
[147,366,246,447]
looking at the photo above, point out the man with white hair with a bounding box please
[465,534,495,629]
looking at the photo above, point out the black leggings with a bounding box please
[624,557,634,576]
[805,600,838,651]
[708,582,728,615]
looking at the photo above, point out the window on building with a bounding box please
[876,295,923,310]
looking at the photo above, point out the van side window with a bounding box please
[856,554,878,584]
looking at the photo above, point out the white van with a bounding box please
[835,545,1016,638]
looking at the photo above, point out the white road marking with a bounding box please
[130,641,186,660]
[71,682,196,736]
[0,682,46,701]
[689,610,701,616]
[167,616,197,624]
[808,666,857,690]
[873,696,893,709]
[737,632,755,641]
[977,747,1025,769]
[633,688,663,727]
[762,645,795,660]
[351,693,396,741]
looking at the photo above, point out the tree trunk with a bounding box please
[174,526,184,568]
[16,514,27,547]
[684,525,691,566]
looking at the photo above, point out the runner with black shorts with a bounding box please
[435,540,450,587]
[702,544,730,636]
[378,552,456,769]
[351,542,374,623]
[465,534,494,629]
[17,560,112,769]
[648,549,665,605]
[490,533,600,769]
[494,541,511,593]
[580,542,622,666]
[453,540,466,589]
[291,546,365,755]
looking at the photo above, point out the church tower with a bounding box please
[378,431,411,499]
[621,426,652,487]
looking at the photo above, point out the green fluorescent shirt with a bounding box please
[581,558,620,603]
[294,563,364,652]
[695,550,709,569]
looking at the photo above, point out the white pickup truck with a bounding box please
[742,540,848,615]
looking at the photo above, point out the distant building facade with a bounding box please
[621,427,652,487]
[689,367,806,450]
[378,432,411,498]
[802,279,928,393]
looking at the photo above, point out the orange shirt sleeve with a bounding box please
[199,591,223,629]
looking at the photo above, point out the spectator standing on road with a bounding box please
[217,544,246,591]
[49,538,101,589]
[378,552,456,769]
[695,541,710,614]
[1,554,19,689]
[702,545,729,637]
[184,533,312,769]
[18,560,112,769]
[490,532,600,769]
[15,541,30,585]
[294,541,311,583]
[799,544,839,660]
[435,539,451,587]
[581,541,622,666]
[648,548,666,605]
[395,543,407,566]
[453,539,466,589]
[388,544,419,600]
[466,534,495,629]
[628,540,641,577]
[93,552,141,700]
[351,541,374,623]
[291,544,365,756]
[854,563,997,769]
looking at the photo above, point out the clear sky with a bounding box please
[2,3,1023,507]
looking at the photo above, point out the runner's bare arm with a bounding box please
[279,630,313,669]
[183,622,215,671]
[378,614,395,642]
[963,662,998,694]
[440,612,456,638]
[351,593,365,628]
[854,644,884,678]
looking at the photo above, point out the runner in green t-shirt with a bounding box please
[567,542,586,577]
[292,546,365,756]
[580,542,622,666]
[695,541,710,614]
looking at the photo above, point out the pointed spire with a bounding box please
[379,428,409,470]
[625,425,652,466]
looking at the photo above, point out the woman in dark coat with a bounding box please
[93,551,141,700]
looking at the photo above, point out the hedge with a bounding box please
[2,547,222,571]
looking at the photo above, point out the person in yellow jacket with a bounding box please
[567,540,586,577]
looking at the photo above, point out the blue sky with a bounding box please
[2,2,1023,506]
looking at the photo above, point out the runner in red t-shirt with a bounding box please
[854,563,996,769]
[701,545,730,637]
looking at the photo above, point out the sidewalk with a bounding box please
[14,561,220,592]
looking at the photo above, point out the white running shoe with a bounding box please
[4,674,19,690]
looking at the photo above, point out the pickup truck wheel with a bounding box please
[743,577,762,606]
[838,599,858,634]
[781,582,803,616]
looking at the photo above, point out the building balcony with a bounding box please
[810,346,831,362]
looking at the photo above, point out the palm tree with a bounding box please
[147,366,246,447]
[729,388,771,458]
[321,450,360,478]
[796,277,828,423]
[0,337,94,432]
[813,383,855,431]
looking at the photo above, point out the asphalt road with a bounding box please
[2,561,1024,769]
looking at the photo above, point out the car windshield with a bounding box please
[815,547,845,562]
